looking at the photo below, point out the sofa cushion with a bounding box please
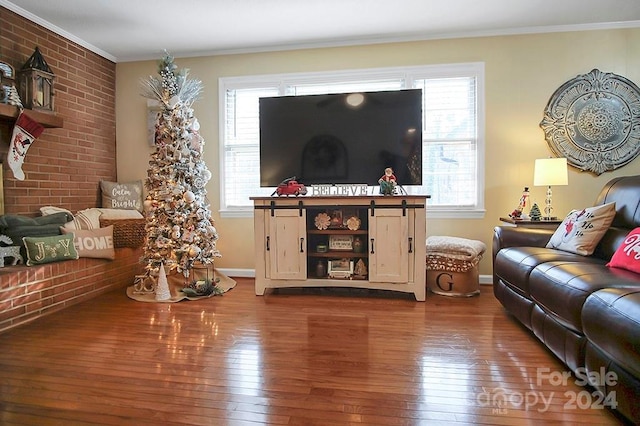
[607,227,640,274]
[546,202,616,256]
[530,261,640,334]
[530,304,586,372]
[494,246,597,297]
[584,342,640,424]
[583,287,640,379]
[493,279,536,329]
[593,175,640,230]
[592,225,635,262]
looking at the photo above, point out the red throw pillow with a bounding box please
[607,227,640,274]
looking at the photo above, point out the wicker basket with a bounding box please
[100,218,146,248]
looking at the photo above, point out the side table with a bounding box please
[499,217,561,229]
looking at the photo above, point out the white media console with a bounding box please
[251,195,428,301]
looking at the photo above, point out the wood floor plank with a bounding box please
[0,279,626,425]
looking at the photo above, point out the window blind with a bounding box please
[411,77,478,206]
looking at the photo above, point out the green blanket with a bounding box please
[0,212,73,257]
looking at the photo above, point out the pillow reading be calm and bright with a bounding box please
[546,202,616,256]
[100,180,143,212]
[607,227,640,274]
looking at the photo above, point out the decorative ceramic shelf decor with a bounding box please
[314,212,331,230]
[346,215,361,231]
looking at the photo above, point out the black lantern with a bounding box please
[17,47,55,112]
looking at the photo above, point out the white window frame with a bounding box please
[218,63,485,219]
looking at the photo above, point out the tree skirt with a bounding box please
[126,269,236,302]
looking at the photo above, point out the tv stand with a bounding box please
[251,195,428,301]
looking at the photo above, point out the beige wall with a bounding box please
[115,28,640,276]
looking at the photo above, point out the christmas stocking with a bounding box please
[7,111,44,181]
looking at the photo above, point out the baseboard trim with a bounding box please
[219,268,494,286]
[480,274,493,285]
[218,268,255,278]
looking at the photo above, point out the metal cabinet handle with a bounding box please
[266,236,270,251]
[370,238,375,254]
[408,237,413,253]
[300,237,304,253]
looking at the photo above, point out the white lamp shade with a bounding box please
[533,158,568,186]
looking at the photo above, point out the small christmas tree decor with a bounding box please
[529,203,542,221]
[140,52,221,283]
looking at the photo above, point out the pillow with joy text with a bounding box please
[22,234,79,266]
[546,202,616,256]
[61,226,115,260]
[607,227,640,274]
[100,180,143,212]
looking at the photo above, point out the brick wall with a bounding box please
[0,7,117,216]
[0,8,142,334]
[0,247,144,333]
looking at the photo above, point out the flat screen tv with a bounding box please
[259,89,423,187]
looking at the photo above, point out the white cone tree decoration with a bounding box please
[140,52,221,281]
[155,263,171,301]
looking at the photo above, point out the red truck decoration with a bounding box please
[272,177,307,196]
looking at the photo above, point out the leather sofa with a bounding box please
[492,174,640,424]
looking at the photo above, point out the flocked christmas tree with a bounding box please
[140,52,220,281]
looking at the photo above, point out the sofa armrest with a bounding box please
[492,225,555,264]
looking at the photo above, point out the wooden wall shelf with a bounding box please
[0,103,63,128]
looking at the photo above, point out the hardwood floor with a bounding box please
[0,279,626,425]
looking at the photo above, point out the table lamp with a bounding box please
[533,157,568,220]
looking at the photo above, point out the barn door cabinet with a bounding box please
[251,195,427,301]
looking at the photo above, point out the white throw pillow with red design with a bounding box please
[546,202,616,256]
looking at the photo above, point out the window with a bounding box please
[219,63,484,218]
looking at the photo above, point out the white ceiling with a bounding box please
[3,0,640,63]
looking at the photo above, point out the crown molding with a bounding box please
[2,0,640,63]
[0,0,116,62]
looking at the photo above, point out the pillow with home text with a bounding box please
[607,227,640,274]
[61,226,115,260]
[546,202,616,256]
